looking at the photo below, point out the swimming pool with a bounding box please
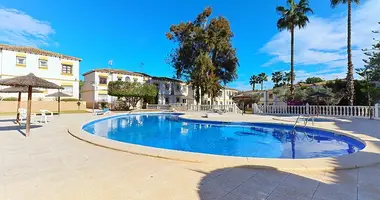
[82,113,365,159]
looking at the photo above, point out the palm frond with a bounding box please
[276,6,287,15]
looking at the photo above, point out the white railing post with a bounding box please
[306,103,310,115]
[375,104,379,119]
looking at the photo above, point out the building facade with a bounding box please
[149,77,190,105]
[0,44,81,100]
[81,68,243,108]
[202,87,239,105]
[240,90,285,107]
[82,69,192,107]
[81,69,145,108]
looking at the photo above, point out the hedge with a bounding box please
[61,98,79,102]
[2,97,18,101]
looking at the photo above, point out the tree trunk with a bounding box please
[366,72,372,118]
[195,86,200,105]
[261,82,264,91]
[290,26,295,98]
[346,0,355,106]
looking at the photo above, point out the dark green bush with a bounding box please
[2,97,18,101]
[61,98,79,102]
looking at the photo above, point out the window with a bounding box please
[125,77,131,82]
[16,56,26,66]
[165,83,170,90]
[61,65,73,75]
[165,97,169,104]
[176,98,180,103]
[269,94,273,99]
[133,78,138,82]
[62,85,73,96]
[38,59,47,68]
[117,77,122,81]
[176,84,181,92]
[98,94,108,102]
[99,77,107,85]
[182,99,186,103]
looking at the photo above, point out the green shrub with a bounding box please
[114,100,130,111]
[2,97,18,101]
[61,98,79,102]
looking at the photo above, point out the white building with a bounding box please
[82,69,193,108]
[81,69,146,108]
[149,77,191,105]
[0,44,81,100]
[202,87,239,105]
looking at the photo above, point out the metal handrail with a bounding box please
[293,115,301,129]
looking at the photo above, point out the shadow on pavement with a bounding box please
[195,152,380,200]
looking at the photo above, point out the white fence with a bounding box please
[146,103,242,113]
[146,103,380,119]
[255,103,379,119]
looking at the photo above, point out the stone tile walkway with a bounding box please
[0,113,379,200]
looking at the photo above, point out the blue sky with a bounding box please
[0,0,379,90]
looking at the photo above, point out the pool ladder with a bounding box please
[293,115,315,130]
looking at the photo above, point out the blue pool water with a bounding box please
[82,113,365,159]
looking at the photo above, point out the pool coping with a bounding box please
[68,112,380,171]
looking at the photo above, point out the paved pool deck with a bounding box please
[0,112,380,200]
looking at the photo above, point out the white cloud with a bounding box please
[295,69,345,82]
[260,0,380,75]
[0,8,55,47]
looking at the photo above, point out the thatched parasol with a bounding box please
[46,91,71,114]
[232,94,250,114]
[0,73,62,136]
[0,86,42,122]
[232,93,260,114]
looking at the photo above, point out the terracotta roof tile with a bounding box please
[0,44,81,61]
[82,69,145,77]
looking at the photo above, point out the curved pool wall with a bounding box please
[82,113,365,159]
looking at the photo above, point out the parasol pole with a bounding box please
[58,96,61,115]
[26,86,32,137]
[16,92,21,122]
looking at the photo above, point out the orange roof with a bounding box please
[0,44,81,61]
[82,69,145,77]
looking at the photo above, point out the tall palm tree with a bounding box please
[272,71,284,87]
[284,72,292,85]
[276,0,313,98]
[331,0,360,106]
[258,72,268,90]
[249,75,259,91]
